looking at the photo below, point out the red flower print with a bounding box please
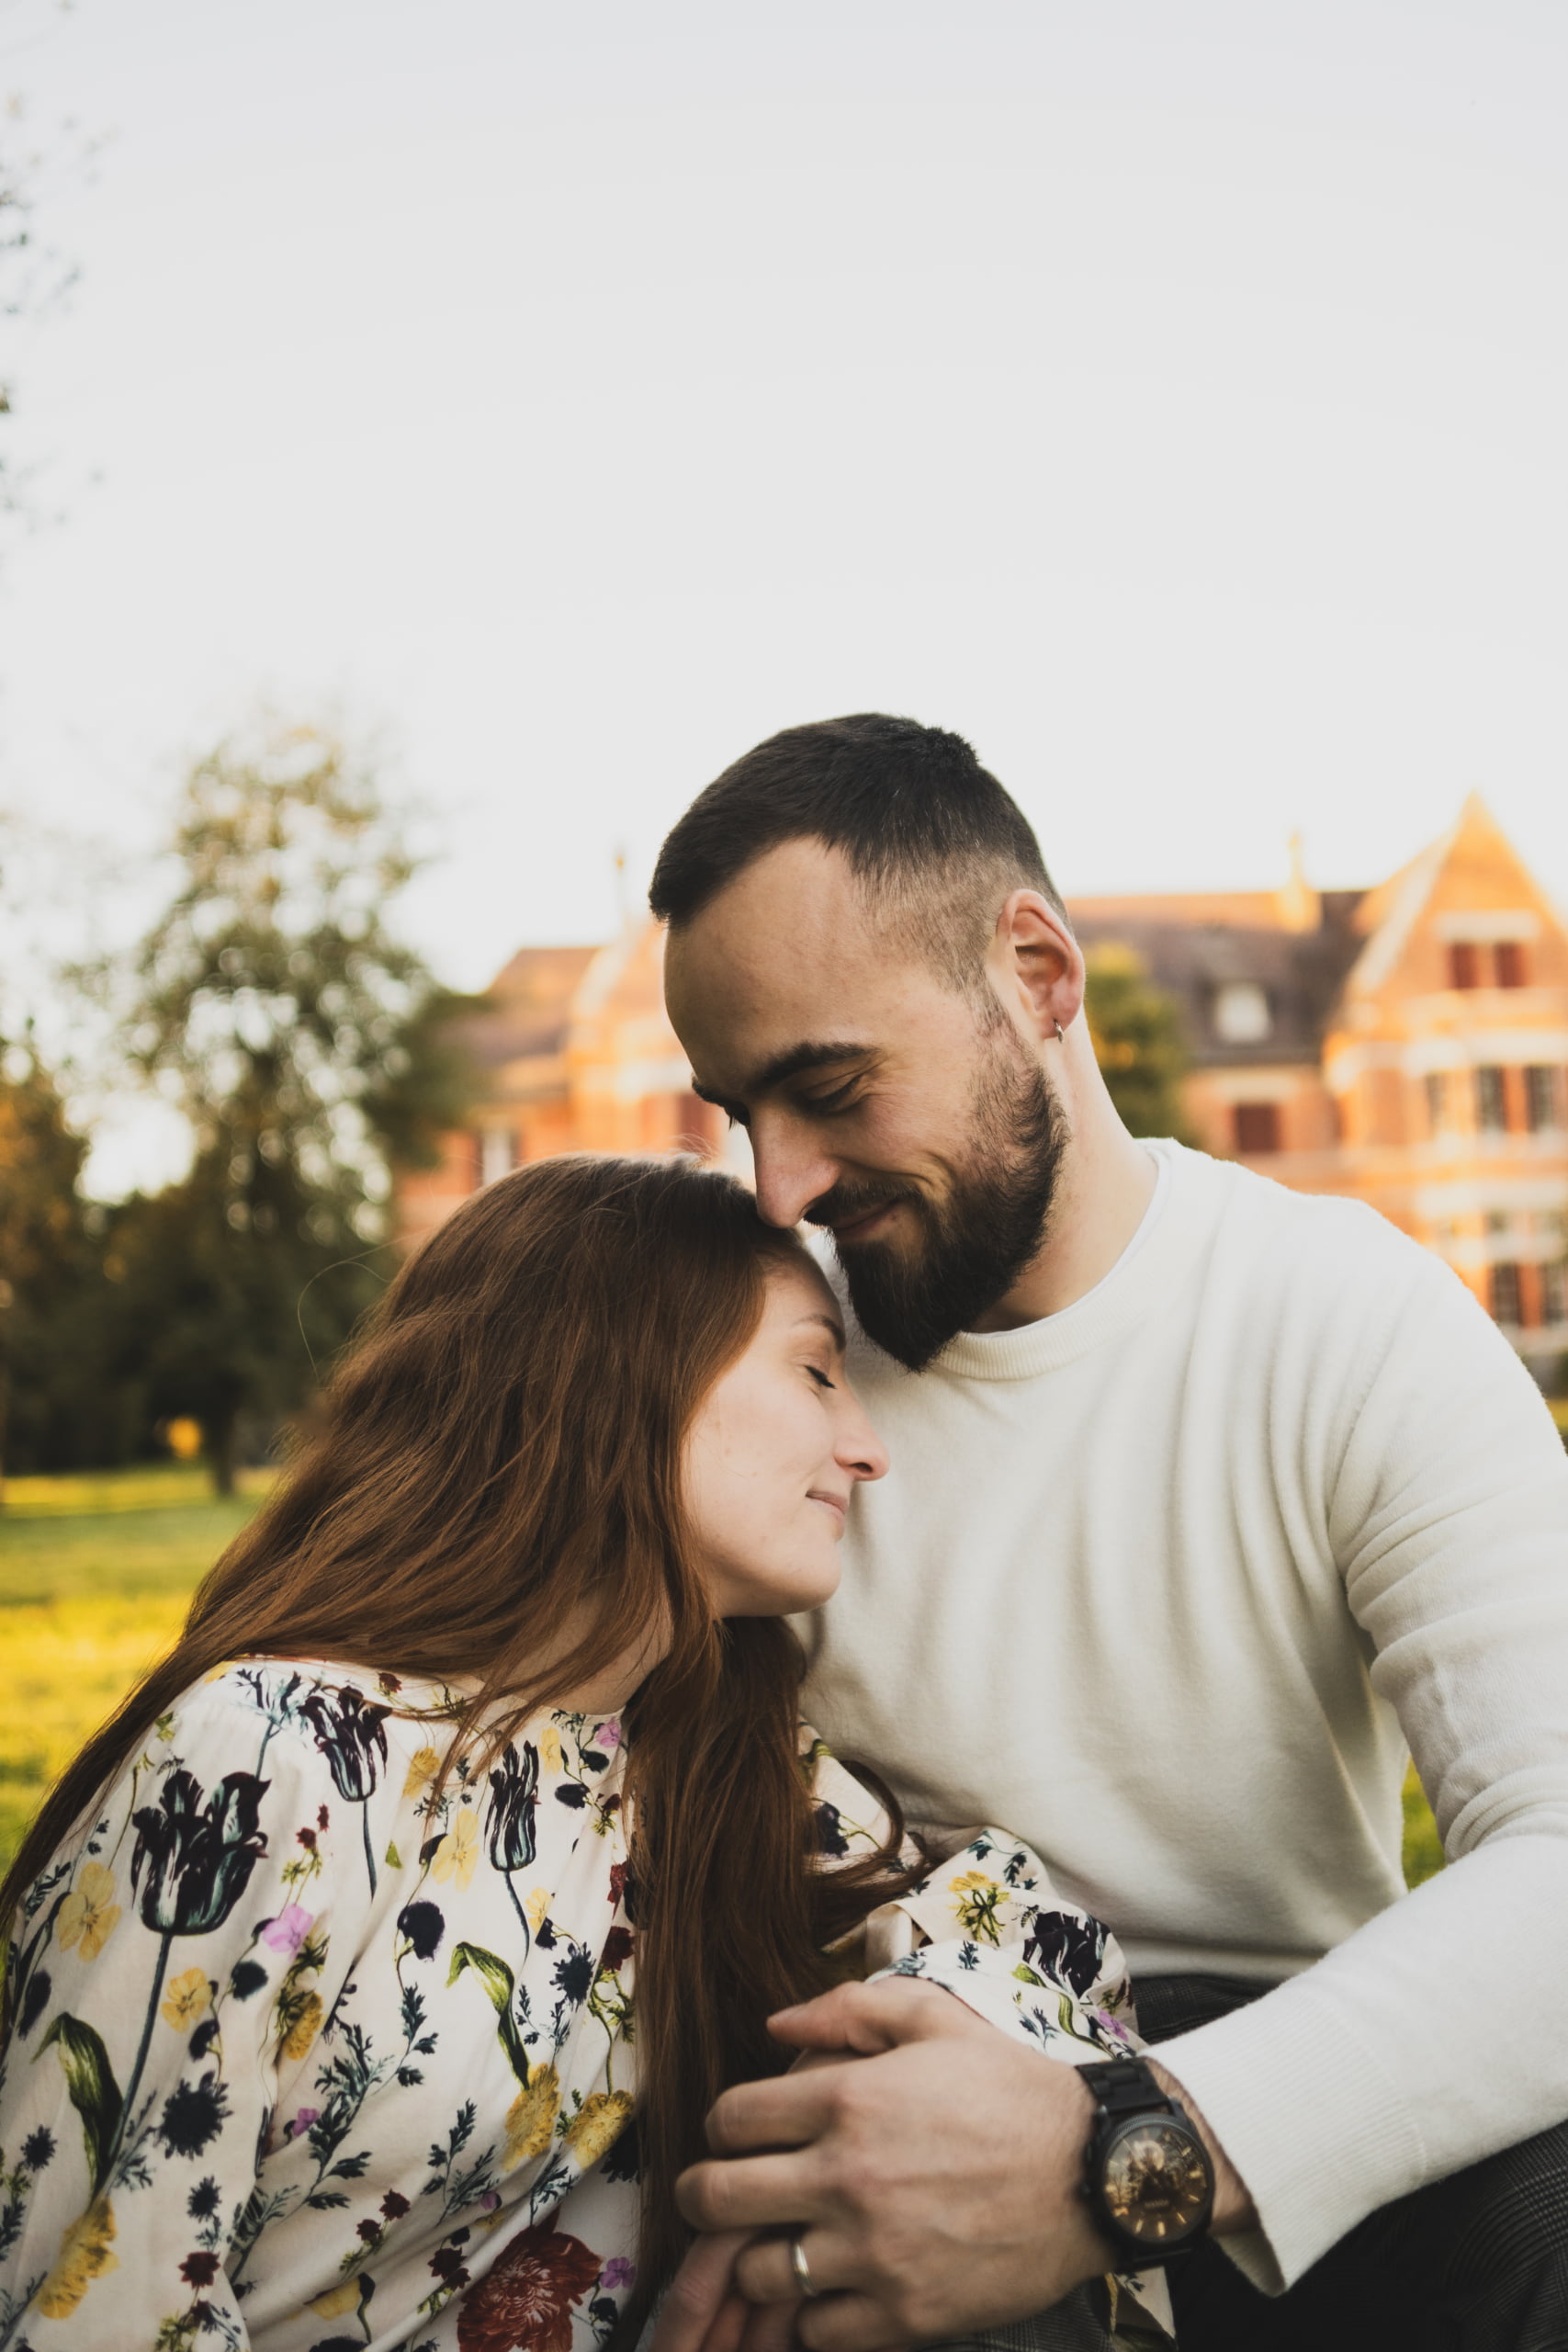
[457,2224,604,2352]
[607,1862,627,1906]
[179,2250,221,2288]
[601,1926,633,1975]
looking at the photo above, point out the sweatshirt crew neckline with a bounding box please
[928,1139,1232,1382]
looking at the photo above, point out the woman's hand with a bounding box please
[652,2049,865,2352]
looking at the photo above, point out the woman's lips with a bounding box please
[807,1490,848,1531]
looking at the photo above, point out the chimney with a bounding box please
[1277,831,1320,933]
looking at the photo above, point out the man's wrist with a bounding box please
[1146,2059,1258,2235]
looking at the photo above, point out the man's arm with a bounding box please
[665,1978,1254,2352]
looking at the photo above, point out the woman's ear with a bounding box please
[988,891,1085,1043]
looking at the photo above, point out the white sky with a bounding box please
[6,0,1568,1184]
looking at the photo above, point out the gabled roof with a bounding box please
[1345,794,1568,1000]
[448,944,599,1069]
[1070,893,1366,1067]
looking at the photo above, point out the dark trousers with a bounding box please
[1135,1973,1568,2352]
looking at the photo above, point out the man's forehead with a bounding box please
[662,842,893,1069]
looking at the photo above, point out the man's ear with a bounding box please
[989,892,1085,1042]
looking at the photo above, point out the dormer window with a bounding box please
[1213,980,1272,1044]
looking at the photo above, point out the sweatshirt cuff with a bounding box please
[1152,1971,1427,2289]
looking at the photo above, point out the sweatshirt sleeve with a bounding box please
[1152,1236,1568,2290]
[0,1682,360,2348]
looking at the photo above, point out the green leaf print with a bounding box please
[34,2016,124,2193]
[446,1943,530,2087]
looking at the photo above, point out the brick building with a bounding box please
[400,797,1568,1378]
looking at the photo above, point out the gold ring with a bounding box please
[789,2233,820,2299]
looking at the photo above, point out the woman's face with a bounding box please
[683,1257,889,1617]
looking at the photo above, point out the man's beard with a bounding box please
[806,1023,1068,1373]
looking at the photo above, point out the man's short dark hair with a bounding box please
[649,714,1067,990]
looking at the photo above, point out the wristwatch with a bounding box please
[1078,2056,1215,2267]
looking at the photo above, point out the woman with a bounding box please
[0,1155,1152,2352]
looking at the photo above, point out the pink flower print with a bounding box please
[262,1903,314,1953]
[480,2190,502,2211]
[285,2105,321,2140]
[601,2257,637,2291]
[594,1721,621,1752]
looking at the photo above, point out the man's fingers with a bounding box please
[678,2149,831,2233]
[797,2292,915,2352]
[732,2228,839,2308]
[767,1976,965,2057]
[649,2229,752,2352]
[705,2059,863,2157]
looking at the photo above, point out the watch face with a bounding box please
[1101,2118,1213,2246]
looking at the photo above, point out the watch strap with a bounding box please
[1079,2055,1182,2123]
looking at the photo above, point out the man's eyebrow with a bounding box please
[745,1040,874,1097]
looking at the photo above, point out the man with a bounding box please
[649,715,1568,2351]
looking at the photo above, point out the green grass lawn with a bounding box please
[0,1464,271,1871]
[0,1464,1448,1887]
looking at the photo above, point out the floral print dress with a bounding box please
[0,1668,1165,2352]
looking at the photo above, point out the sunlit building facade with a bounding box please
[400,797,1568,1379]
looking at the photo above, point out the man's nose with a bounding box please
[749,1118,838,1231]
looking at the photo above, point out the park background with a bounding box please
[8,0,1568,1883]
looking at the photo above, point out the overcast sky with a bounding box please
[6,0,1568,1144]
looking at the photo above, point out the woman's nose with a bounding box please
[837,1396,889,1484]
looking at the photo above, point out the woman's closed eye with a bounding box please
[806,1363,838,1392]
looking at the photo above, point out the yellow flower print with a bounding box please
[160,1967,212,2031]
[57,1862,121,1963]
[36,2198,118,2318]
[565,2088,634,2167]
[402,1744,441,1798]
[947,1869,1005,1946]
[539,1724,564,1773]
[525,1886,549,1932]
[502,2063,560,2171]
[432,1808,479,1891]
[283,1991,325,2061]
[309,2276,367,2320]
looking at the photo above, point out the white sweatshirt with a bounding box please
[801,1140,1568,2290]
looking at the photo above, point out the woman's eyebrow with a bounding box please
[795,1310,847,1350]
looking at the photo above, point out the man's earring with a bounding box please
[1053,1018,1066,1041]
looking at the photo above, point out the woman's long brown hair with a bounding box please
[0,1153,914,2311]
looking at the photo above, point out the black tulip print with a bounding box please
[130,1768,269,1938]
[1023,1907,1109,1999]
[485,1743,538,1874]
[300,1684,391,1894]
[485,1740,540,1950]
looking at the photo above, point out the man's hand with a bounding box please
[668,1978,1113,2352]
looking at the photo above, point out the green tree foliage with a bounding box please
[0,1038,119,1488]
[115,720,477,1492]
[1082,944,1194,1142]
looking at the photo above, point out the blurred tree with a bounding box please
[1082,943,1194,1142]
[0,1035,118,1492]
[118,719,477,1492]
